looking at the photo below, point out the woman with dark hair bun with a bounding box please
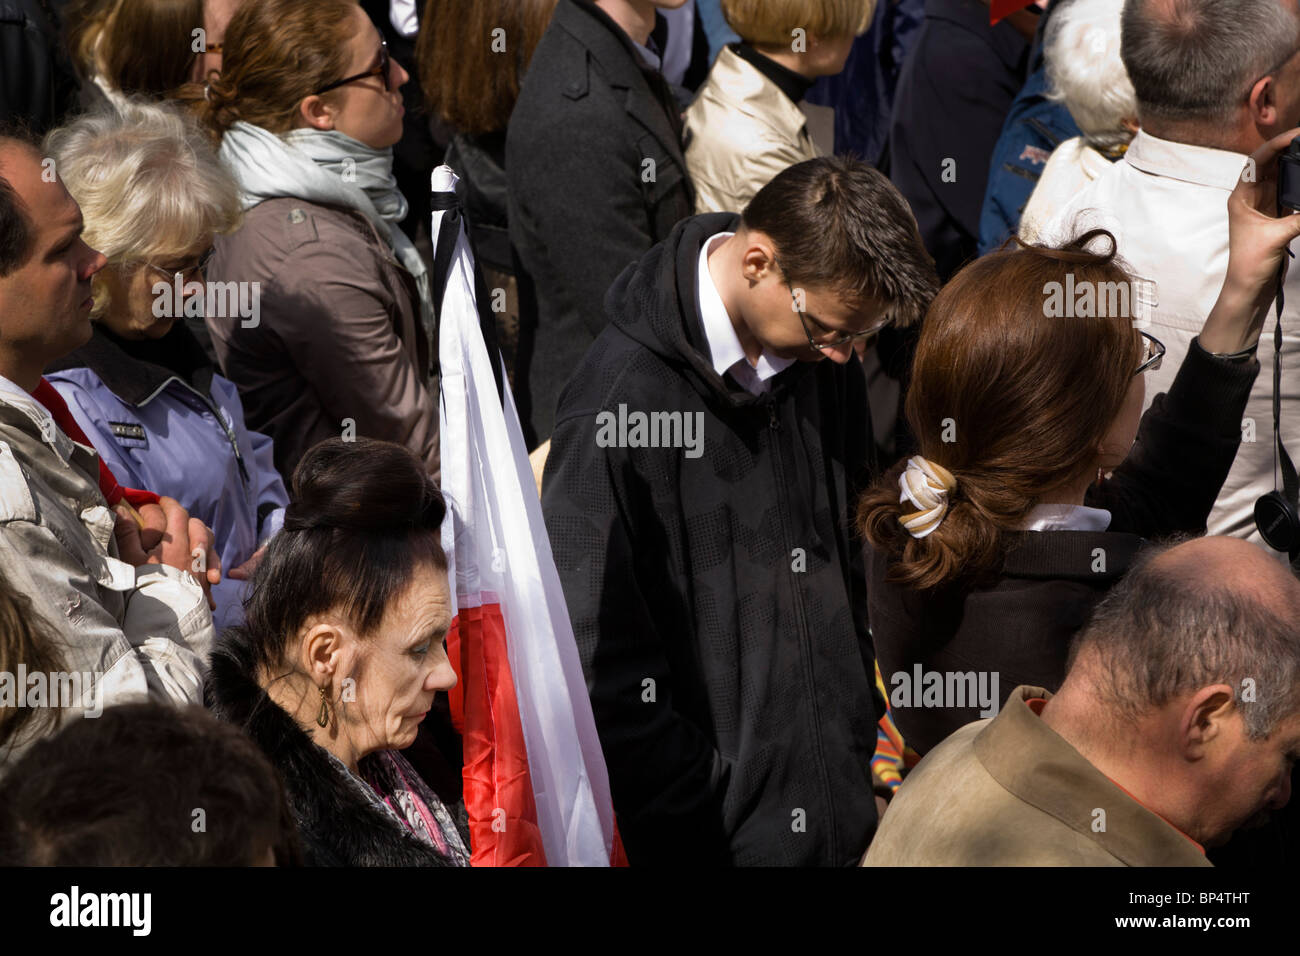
[206,437,470,866]
[858,132,1300,755]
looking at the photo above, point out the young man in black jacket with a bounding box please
[507,0,696,445]
[541,157,939,866]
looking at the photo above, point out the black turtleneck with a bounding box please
[731,43,814,106]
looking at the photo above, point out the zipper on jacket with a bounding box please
[764,395,839,862]
[144,376,250,487]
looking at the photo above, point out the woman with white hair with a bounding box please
[1018,0,1139,244]
[43,99,289,631]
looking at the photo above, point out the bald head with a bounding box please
[1150,536,1300,621]
[1063,536,1300,739]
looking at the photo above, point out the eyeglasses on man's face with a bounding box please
[313,40,392,96]
[1136,329,1165,377]
[774,259,887,351]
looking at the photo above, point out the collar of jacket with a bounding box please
[0,384,80,466]
[925,0,1030,75]
[999,529,1144,583]
[605,211,813,410]
[204,629,458,866]
[557,0,692,196]
[46,322,215,408]
[974,685,1211,865]
[1123,128,1247,192]
[730,43,813,107]
[703,46,813,148]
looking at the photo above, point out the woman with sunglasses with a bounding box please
[857,132,1300,756]
[186,0,441,483]
[41,99,289,631]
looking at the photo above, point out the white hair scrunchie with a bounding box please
[897,456,958,539]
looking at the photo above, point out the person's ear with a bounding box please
[1249,74,1280,131]
[297,94,337,131]
[740,242,777,286]
[1178,684,1238,760]
[299,618,346,682]
[1121,116,1140,135]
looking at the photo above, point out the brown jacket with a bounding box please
[205,197,439,483]
[863,686,1212,866]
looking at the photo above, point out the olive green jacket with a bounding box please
[863,685,1213,866]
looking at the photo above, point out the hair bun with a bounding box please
[283,438,445,535]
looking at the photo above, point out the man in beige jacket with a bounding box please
[865,536,1300,866]
[684,0,873,214]
[0,136,218,771]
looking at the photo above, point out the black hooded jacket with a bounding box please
[541,213,880,866]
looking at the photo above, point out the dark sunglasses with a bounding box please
[313,40,391,96]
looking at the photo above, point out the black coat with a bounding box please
[0,0,80,135]
[542,213,879,867]
[868,342,1260,754]
[888,0,1029,281]
[507,0,695,444]
[205,630,465,866]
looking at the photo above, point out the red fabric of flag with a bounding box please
[990,0,1038,24]
[446,602,549,866]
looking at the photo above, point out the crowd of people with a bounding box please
[1,0,1300,869]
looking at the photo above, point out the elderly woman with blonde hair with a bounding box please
[43,99,289,631]
[684,0,875,214]
[1017,0,1139,244]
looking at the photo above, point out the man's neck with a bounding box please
[0,354,41,393]
[708,235,764,366]
[1139,115,1257,156]
[1040,688,1195,838]
[594,0,657,46]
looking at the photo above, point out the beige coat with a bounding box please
[863,685,1213,866]
[683,47,821,215]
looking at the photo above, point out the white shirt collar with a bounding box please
[1020,503,1113,533]
[697,232,794,395]
[1123,129,1249,192]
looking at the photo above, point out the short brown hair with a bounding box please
[721,0,875,45]
[416,0,558,136]
[857,231,1144,590]
[182,0,359,140]
[0,703,301,865]
[66,0,205,99]
[741,155,938,324]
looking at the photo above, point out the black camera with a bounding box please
[1279,135,1300,213]
[1256,135,1300,560]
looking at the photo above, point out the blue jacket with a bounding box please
[46,321,288,631]
[975,37,1079,255]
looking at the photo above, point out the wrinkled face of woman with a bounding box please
[334,562,457,757]
[99,236,212,340]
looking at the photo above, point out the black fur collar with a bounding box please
[205,630,456,866]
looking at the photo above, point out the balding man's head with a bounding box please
[1067,536,1300,737]
[1122,0,1300,143]
[1053,536,1300,846]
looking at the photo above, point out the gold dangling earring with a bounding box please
[316,685,331,728]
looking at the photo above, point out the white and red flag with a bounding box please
[431,166,625,866]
